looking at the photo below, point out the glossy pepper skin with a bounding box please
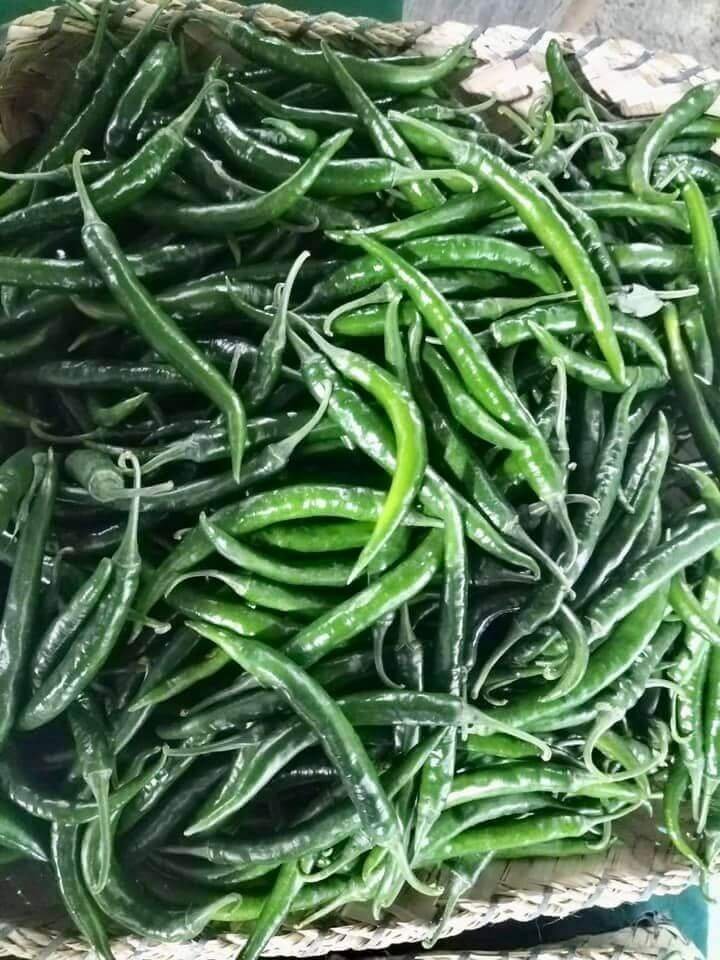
[0,452,57,747]
[71,151,247,484]
[2,9,720,945]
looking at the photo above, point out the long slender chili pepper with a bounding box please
[0,67,220,239]
[51,823,113,960]
[390,115,625,383]
[545,39,616,121]
[191,622,433,895]
[68,692,114,893]
[664,303,720,477]
[296,319,427,581]
[71,153,246,484]
[204,15,474,93]
[0,451,56,746]
[105,40,180,157]
[414,488,466,859]
[679,174,720,375]
[627,81,720,204]
[19,456,142,730]
[136,129,352,234]
[322,42,443,211]
[80,816,238,941]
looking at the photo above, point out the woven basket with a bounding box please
[0,2,708,958]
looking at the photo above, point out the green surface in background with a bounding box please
[3,0,401,20]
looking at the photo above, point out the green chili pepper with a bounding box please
[71,153,247,484]
[0,451,57,746]
[390,114,625,384]
[322,41,443,211]
[628,81,720,204]
[51,822,113,960]
[68,692,114,892]
[191,622,431,894]
[19,456,142,730]
[105,40,180,157]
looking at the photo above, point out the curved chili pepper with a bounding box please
[71,153,247,483]
[322,41,443,212]
[18,456,142,731]
[0,451,57,746]
[628,81,720,204]
[390,114,625,384]
[192,622,430,894]
[205,15,474,93]
[105,40,180,157]
[0,67,220,239]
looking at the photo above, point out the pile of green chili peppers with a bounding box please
[1,3,720,955]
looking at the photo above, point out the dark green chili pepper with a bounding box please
[539,178,621,288]
[322,41,444,211]
[414,488,466,857]
[124,759,228,863]
[68,692,114,892]
[80,816,238,941]
[664,303,720,477]
[243,254,304,411]
[575,412,670,605]
[51,822,112,960]
[680,174,720,374]
[0,451,57,746]
[193,622,429,893]
[112,627,201,752]
[206,16,474,93]
[584,517,720,646]
[546,39,616,121]
[72,152,247,483]
[390,114,625,383]
[30,556,113,691]
[489,587,669,732]
[228,80,363,132]
[137,129,352,235]
[628,81,720,204]
[243,860,304,960]
[19,456,142,730]
[105,40,180,156]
